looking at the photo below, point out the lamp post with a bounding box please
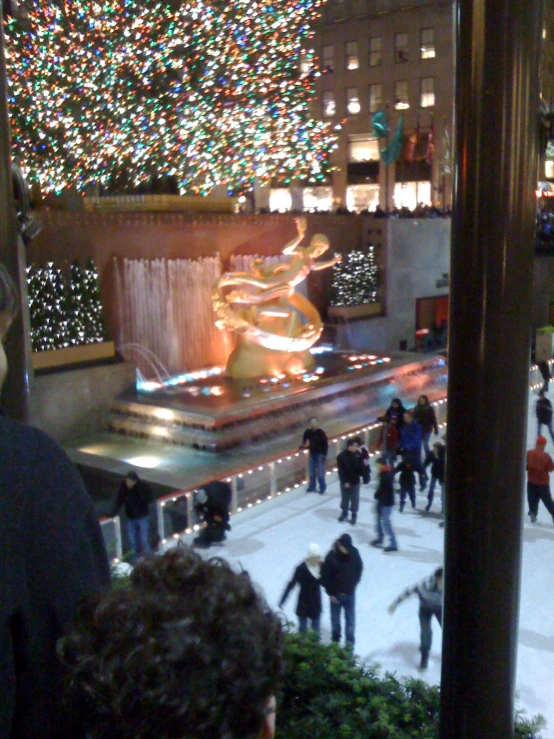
[0,0,33,421]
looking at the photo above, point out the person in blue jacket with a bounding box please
[399,410,428,490]
[0,264,110,738]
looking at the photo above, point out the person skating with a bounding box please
[526,436,554,523]
[302,418,329,494]
[279,543,322,635]
[320,534,363,647]
[356,435,371,484]
[193,480,232,547]
[423,442,446,514]
[538,359,552,393]
[379,397,407,430]
[412,394,439,457]
[388,566,444,670]
[399,410,428,490]
[393,459,416,512]
[337,438,364,525]
[377,415,400,467]
[112,471,153,562]
[536,390,554,443]
[371,459,398,552]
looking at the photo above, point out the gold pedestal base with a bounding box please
[225,337,315,379]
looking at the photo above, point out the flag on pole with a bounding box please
[442,118,452,175]
[371,110,389,139]
[405,119,419,162]
[426,119,435,165]
[381,116,404,166]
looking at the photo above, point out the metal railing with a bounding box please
[97,361,550,560]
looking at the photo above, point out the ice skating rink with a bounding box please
[182,389,554,734]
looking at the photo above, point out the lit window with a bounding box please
[346,41,359,70]
[322,44,334,72]
[395,32,408,63]
[420,77,435,108]
[546,160,554,179]
[421,28,435,59]
[394,80,409,110]
[369,83,382,113]
[348,134,380,162]
[369,36,382,67]
[347,87,361,115]
[323,91,336,117]
[299,50,312,75]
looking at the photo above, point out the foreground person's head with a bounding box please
[59,547,284,739]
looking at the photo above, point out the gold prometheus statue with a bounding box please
[213,218,341,379]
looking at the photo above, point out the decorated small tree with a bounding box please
[67,260,106,345]
[330,248,379,307]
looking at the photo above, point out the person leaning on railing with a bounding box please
[58,547,283,739]
[0,264,110,738]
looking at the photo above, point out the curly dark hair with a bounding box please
[58,547,284,739]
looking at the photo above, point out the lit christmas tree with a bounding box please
[5,0,336,195]
[330,249,379,307]
[70,259,106,344]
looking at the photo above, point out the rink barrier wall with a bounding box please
[98,362,549,561]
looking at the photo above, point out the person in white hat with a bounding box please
[279,543,322,634]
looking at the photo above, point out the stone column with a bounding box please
[440,2,543,738]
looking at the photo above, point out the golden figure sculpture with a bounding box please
[213,218,341,379]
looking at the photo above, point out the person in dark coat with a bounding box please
[193,480,232,547]
[302,418,329,494]
[536,389,554,443]
[279,543,322,634]
[380,397,406,430]
[337,438,364,525]
[320,534,363,647]
[538,359,552,393]
[423,442,446,513]
[112,471,153,561]
[355,435,371,484]
[377,415,400,466]
[393,459,416,512]
[399,411,428,489]
[412,394,439,457]
[371,459,398,552]
[0,263,110,739]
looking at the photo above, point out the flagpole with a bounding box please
[385,103,390,212]
[416,113,420,207]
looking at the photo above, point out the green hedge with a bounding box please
[277,632,546,739]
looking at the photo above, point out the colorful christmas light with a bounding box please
[5,0,336,195]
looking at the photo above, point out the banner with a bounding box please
[371,110,389,139]
[381,116,404,166]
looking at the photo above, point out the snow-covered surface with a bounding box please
[179,389,553,734]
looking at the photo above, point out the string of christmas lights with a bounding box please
[5,0,336,195]
[27,260,106,351]
[330,249,379,307]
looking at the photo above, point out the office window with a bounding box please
[322,44,334,71]
[323,90,336,117]
[421,77,435,107]
[346,41,359,70]
[299,50,312,75]
[395,32,408,63]
[369,83,382,113]
[348,134,380,162]
[347,87,361,115]
[369,36,382,67]
[421,28,435,59]
[394,80,409,109]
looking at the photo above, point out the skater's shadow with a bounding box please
[396,545,443,564]
[223,537,266,556]
[363,640,420,668]
[519,628,554,653]
[522,526,554,544]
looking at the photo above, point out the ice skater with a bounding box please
[279,543,322,635]
[412,394,439,457]
[399,411,428,490]
[388,566,444,670]
[320,534,363,647]
[371,458,398,552]
[536,390,554,443]
[337,438,364,525]
[301,418,329,494]
[377,415,400,467]
[193,481,232,548]
[393,459,416,512]
[526,436,554,523]
[423,442,446,514]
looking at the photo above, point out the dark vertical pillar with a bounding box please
[440,2,543,738]
[0,5,32,422]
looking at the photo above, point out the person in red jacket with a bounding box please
[377,416,400,466]
[526,436,554,523]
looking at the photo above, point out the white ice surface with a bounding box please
[179,389,554,735]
